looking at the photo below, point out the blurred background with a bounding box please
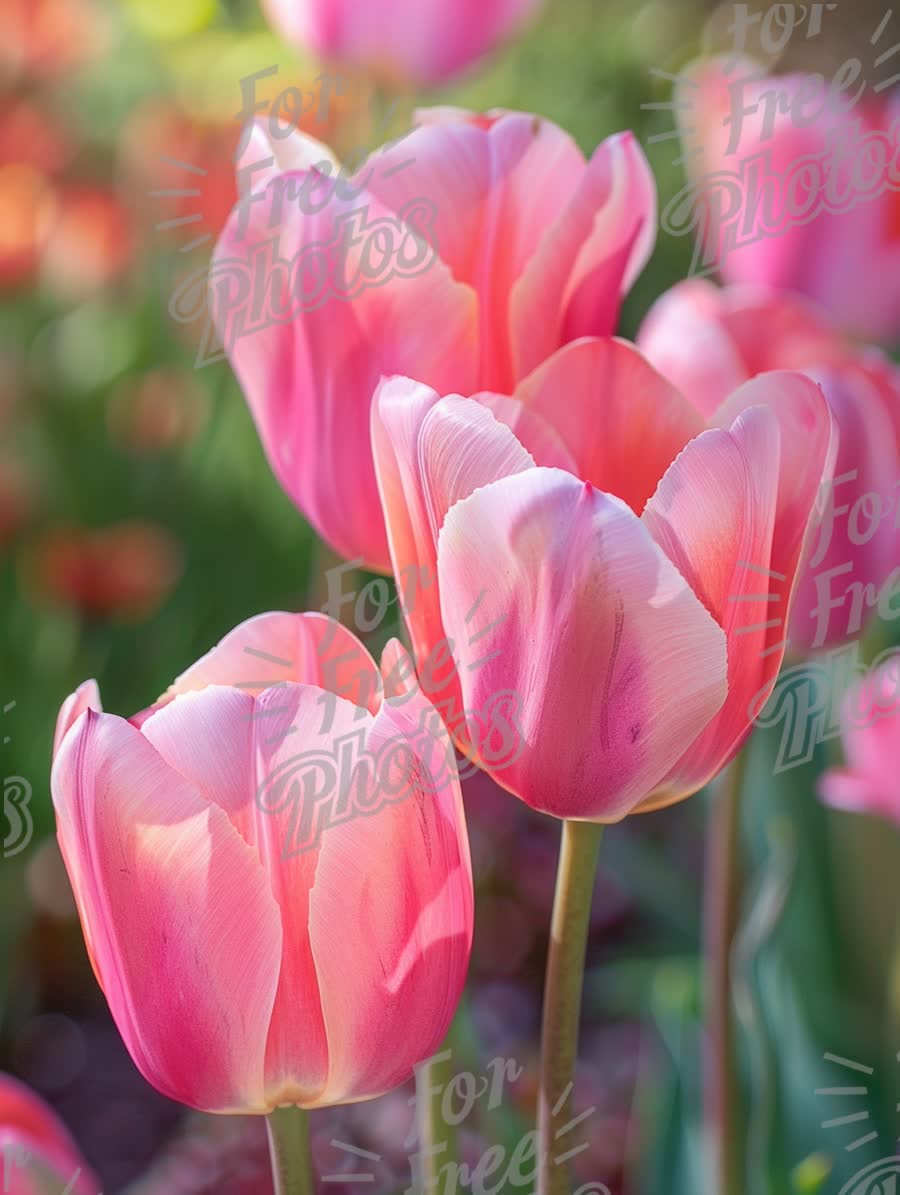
[1,0,899,1191]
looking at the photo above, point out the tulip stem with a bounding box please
[414,1045,457,1192]
[537,819,604,1195]
[266,1106,315,1195]
[705,753,748,1195]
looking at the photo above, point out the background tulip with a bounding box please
[371,344,832,821]
[23,521,184,624]
[671,56,900,344]
[261,0,543,87]
[638,280,900,651]
[51,612,473,1115]
[819,658,900,823]
[0,1073,98,1194]
[214,111,656,570]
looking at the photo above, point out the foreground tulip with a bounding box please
[0,1073,98,1194]
[214,111,655,570]
[819,658,900,823]
[371,344,830,1194]
[261,0,542,87]
[638,280,900,651]
[670,56,900,343]
[372,342,832,822]
[51,612,473,1125]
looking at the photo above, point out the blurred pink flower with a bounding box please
[261,0,542,86]
[216,111,655,570]
[638,280,900,651]
[51,613,473,1114]
[819,658,900,823]
[371,344,832,820]
[671,57,900,344]
[0,1072,98,1195]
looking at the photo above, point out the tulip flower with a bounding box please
[51,612,473,1121]
[372,341,833,822]
[261,0,542,87]
[373,347,830,1194]
[213,111,656,570]
[638,280,900,651]
[819,658,900,823]
[0,1072,98,1194]
[669,56,900,343]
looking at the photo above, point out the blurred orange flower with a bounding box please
[0,0,108,82]
[0,98,71,287]
[40,183,136,298]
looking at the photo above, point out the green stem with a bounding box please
[886,917,900,1063]
[705,753,748,1195]
[414,1046,457,1192]
[537,820,604,1195]
[266,1106,315,1195]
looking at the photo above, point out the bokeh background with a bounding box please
[2,0,899,1191]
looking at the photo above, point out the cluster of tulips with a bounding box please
[4,0,900,1192]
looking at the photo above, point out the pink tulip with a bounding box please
[0,1073,98,1195]
[213,111,655,570]
[51,612,473,1114]
[819,658,900,823]
[638,280,900,652]
[669,56,900,343]
[261,0,542,86]
[371,341,832,821]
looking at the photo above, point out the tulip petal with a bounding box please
[262,0,540,85]
[511,132,656,380]
[637,279,750,417]
[53,679,101,759]
[513,338,705,513]
[366,111,587,391]
[309,659,473,1103]
[839,662,900,792]
[162,611,382,715]
[818,768,896,819]
[475,390,577,471]
[418,396,536,535]
[141,683,377,1105]
[237,119,341,196]
[214,168,477,570]
[0,1074,98,1195]
[786,361,900,650]
[51,711,281,1113]
[710,371,836,575]
[818,660,900,822]
[436,467,728,820]
[641,373,831,805]
[372,379,534,696]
